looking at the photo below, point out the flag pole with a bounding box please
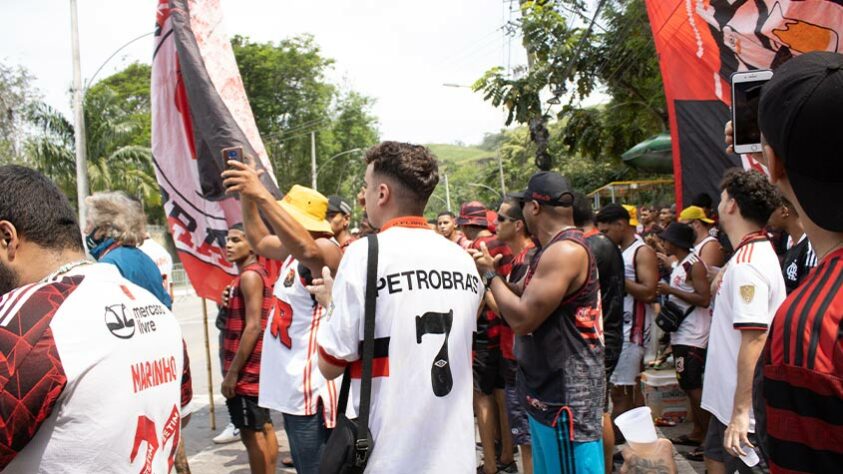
[201,298,216,430]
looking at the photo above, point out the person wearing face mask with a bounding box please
[84,191,172,309]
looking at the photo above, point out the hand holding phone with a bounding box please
[221,146,243,170]
[730,70,773,154]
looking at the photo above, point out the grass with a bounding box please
[425,144,494,166]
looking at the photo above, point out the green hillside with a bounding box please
[426,144,493,166]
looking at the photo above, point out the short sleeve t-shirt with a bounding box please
[139,238,173,288]
[701,233,786,431]
[318,217,484,473]
[259,252,340,427]
[1,263,190,472]
[470,235,513,351]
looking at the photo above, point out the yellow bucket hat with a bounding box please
[622,204,640,227]
[278,185,332,234]
[678,205,714,224]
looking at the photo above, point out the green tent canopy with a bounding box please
[622,133,673,174]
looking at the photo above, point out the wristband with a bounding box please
[483,270,499,288]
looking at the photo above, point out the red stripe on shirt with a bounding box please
[350,357,390,378]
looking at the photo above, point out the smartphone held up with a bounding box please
[221,146,243,170]
[730,70,773,155]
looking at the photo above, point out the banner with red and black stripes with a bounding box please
[644,0,843,207]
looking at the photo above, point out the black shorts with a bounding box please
[672,344,706,391]
[226,395,272,431]
[703,417,768,473]
[473,349,505,395]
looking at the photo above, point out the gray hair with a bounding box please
[85,191,146,246]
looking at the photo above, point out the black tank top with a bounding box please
[518,228,605,441]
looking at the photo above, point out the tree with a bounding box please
[474,0,667,166]
[0,63,39,163]
[86,62,152,147]
[26,87,160,220]
[231,35,379,197]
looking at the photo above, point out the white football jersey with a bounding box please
[702,234,786,431]
[259,255,340,427]
[1,263,190,473]
[318,218,484,473]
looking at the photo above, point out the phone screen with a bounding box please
[733,80,766,146]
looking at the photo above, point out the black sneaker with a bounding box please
[498,461,518,473]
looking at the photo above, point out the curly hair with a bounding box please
[365,141,439,206]
[720,168,780,228]
[85,191,146,246]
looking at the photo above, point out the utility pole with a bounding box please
[444,173,452,212]
[310,131,317,190]
[70,0,89,226]
[497,152,506,196]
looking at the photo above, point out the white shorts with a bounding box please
[609,341,645,386]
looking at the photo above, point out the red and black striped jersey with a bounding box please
[222,263,273,397]
[758,247,843,472]
[470,236,513,351]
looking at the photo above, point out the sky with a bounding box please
[0,0,538,146]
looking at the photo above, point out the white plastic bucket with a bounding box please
[614,406,658,443]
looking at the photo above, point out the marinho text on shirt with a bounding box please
[377,268,482,295]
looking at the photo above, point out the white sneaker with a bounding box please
[212,423,240,444]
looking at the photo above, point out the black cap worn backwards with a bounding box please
[658,222,695,251]
[511,171,574,207]
[759,51,843,232]
[327,195,352,216]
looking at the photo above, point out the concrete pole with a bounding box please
[311,131,317,191]
[70,0,89,227]
[444,173,452,212]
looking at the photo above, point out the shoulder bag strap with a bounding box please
[357,234,378,443]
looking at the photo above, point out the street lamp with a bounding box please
[313,148,364,192]
[467,182,503,198]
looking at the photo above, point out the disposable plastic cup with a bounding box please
[614,406,658,444]
[740,446,760,467]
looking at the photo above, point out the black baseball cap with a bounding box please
[327,195,352,216]
[759,51,843,232]
[658,222,695,251]
[511,171,574,207]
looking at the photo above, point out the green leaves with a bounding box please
[474,0,668,171]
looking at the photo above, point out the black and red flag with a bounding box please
[644,0,843,207]
[152,0,281,301]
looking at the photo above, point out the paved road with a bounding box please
[173,288,704,473]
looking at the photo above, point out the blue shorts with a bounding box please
[528,413,604,474]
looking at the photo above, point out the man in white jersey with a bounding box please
[315,142,484,472]
[595,203,658,429]
[223,161,343,474]
[0,165,192,472]
[678,205,725,278]
[701,169,785,473]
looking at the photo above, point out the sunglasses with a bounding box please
[497,214,518,223]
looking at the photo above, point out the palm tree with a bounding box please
[26,87,160,212]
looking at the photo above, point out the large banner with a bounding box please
[152,0,280,301]
[644,0,843,207]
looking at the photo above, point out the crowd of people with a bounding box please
[0,51,842,474]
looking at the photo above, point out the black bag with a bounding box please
[655,299,695,333]
[319,234,378,474]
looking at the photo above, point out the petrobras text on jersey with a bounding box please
[377,268,482,295]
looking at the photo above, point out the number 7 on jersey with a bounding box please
[415,310,454,397]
